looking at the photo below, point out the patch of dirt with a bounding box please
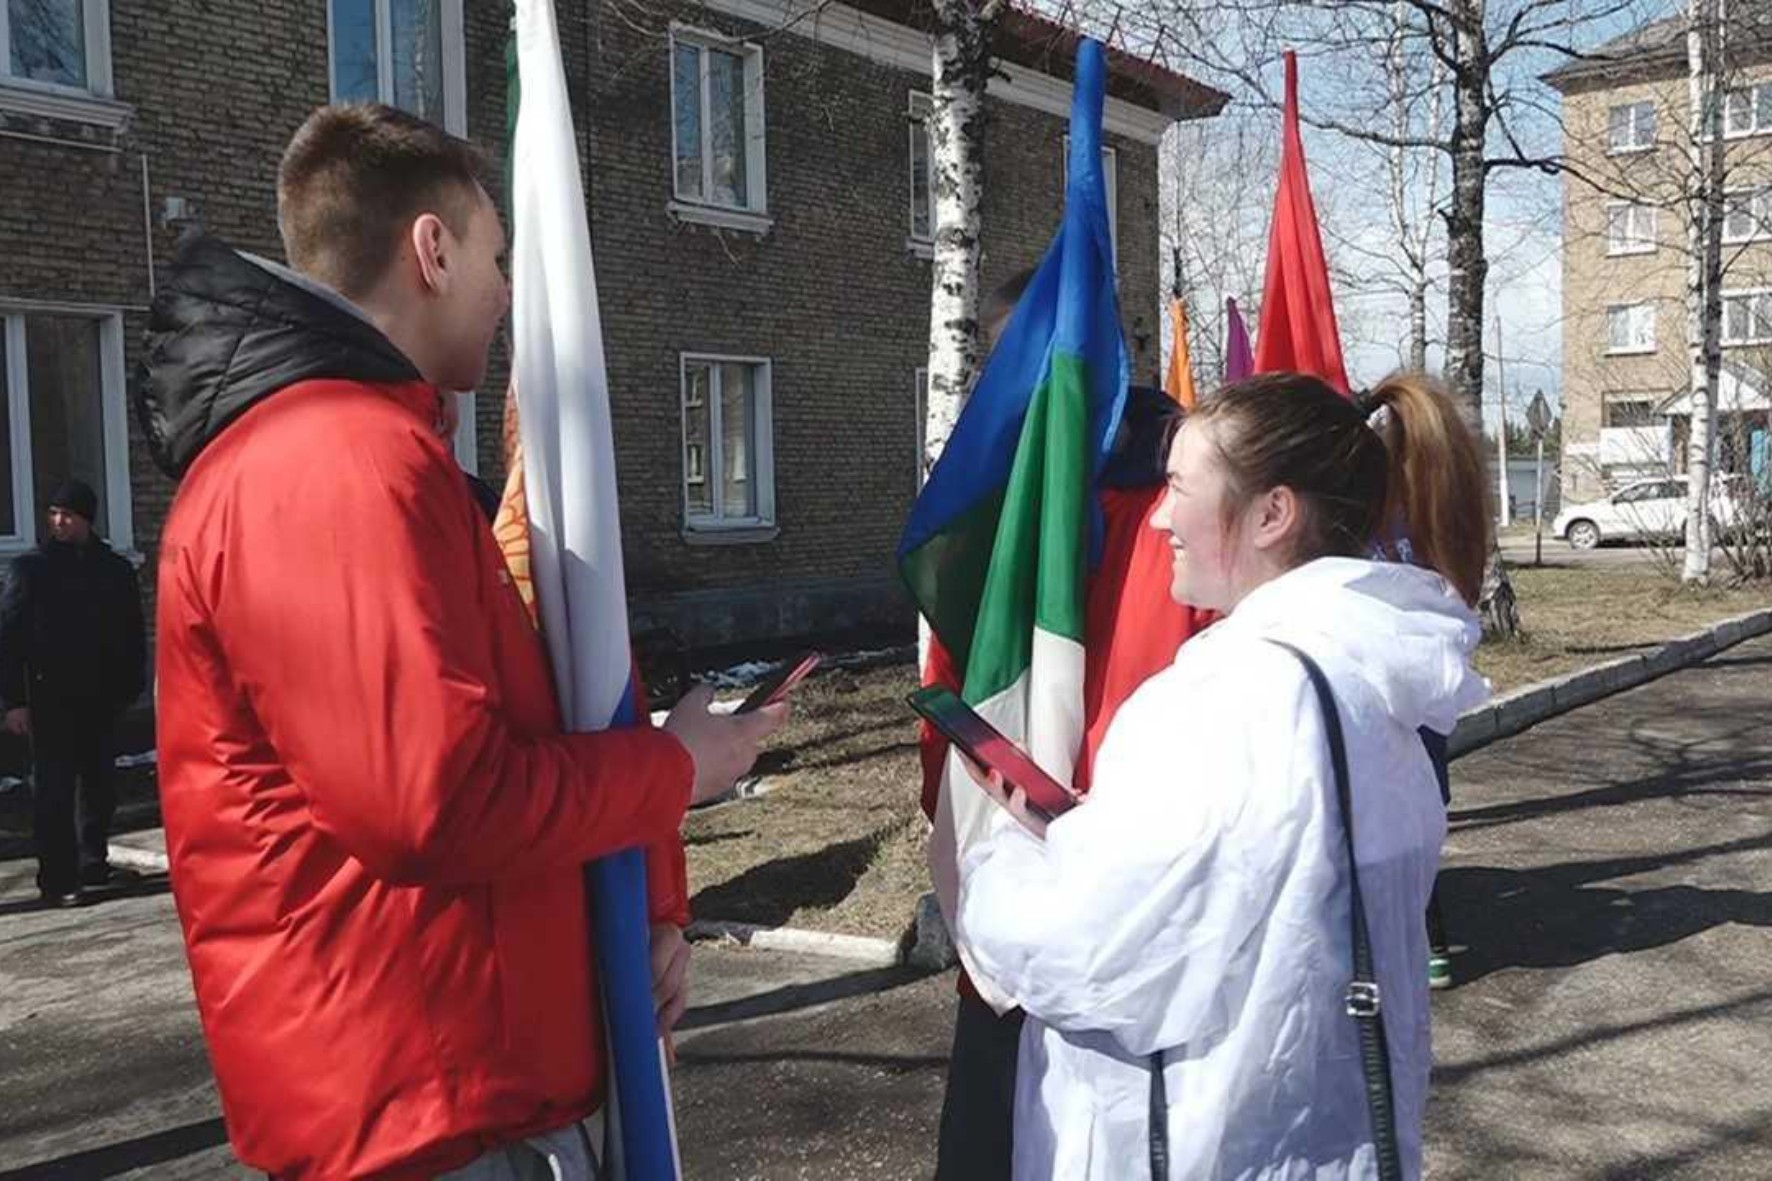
[687,566,1772,940]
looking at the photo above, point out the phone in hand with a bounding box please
[736,651,822,714]
[906,686,1078,822]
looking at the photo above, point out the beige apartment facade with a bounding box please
[1548,17,1772,508]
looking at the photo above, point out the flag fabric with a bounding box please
[1253,52,1349,394]
[1224,296,1254,383]
[508,2,681,1177]
[1164,295,1198,408]
[898,39,1127,1011]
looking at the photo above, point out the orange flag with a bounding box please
[492,378,538,625]
[1163,295,1198,408]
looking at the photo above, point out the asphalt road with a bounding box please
[6,636,1772,1178]
[1498,531,1718,570]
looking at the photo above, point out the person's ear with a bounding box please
[1249,485,1300,552]
[410,213,451,296]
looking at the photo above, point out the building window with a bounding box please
[1607,101,1656,153]
[328,0,465,133]
[909,92,934,246]
[1605,303,1656,355]
[670,30,767,215]
[681,355,774,530]
[914,366,928,481]
[0,308,132,552]
[1723,188,1772,244]
[1,0,111,94]
[1602,397,1657,428]
[1063,137,1119,264]
[1722,290,1772,347]
[1725,82,1772,138]
[1606,202,1657,256]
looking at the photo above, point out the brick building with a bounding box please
[1546,15,1772,508]
[0,0,1223,649]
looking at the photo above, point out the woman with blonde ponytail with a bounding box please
[954,372,1491,1179]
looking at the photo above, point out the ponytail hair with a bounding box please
[1365,374,1491,606]
[1192,371,1491,606]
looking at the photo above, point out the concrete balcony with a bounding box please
[1599,424,1673,467]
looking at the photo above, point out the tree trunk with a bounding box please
[1683,0,1727,585]
[1409,280,1429,372]
[1437,0,1518,636]
[922,1,998,480]
[1442,0,1490,432]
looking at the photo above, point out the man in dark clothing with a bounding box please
[0,479,147,906]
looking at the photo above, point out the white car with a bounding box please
[1553,475,1740,550]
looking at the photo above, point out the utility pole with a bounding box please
[1495,313,1511,528]
[1527,389,1552,568]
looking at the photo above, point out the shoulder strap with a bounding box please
[1267,639,1405,1181]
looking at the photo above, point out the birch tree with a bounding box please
[921,0,1007,479]
[1683,0,1727,584]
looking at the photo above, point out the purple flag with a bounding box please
[1224,296,1254,382]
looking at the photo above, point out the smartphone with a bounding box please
[736,651,822,713]
[906,685,1078,821]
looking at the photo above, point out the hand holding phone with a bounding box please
[737,652,822,714]
[906,686,1078,823]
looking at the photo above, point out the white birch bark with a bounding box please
[1683,0,1728,585]
[919,0,1002,667]
[922,0,1003,481]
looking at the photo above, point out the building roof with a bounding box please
[995,4,1231,121]
[1544,8,1772,93]
[842,0,1229,121]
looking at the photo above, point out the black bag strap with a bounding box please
[1148,1046,1168,1179]
[1268,639,1404,1181]
[1145,641,1406,1180]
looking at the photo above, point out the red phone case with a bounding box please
[907,686,1077,820]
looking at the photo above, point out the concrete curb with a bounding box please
[105,610,1772,967]
[106,837,169,876]
[686,919,903,968]
[1447,606,1772,760]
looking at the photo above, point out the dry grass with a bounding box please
[1477,564,1772,693]
[685,660,926,939]
[687,564,1772,939]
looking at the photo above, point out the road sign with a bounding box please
[1526,390,1552,438]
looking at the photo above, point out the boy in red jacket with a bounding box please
[140,105,780,1180]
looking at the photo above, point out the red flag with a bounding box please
[1254,52,1349,394]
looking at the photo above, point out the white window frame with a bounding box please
[1723,81,1772,140]
[907,91,936,257]
[914,366,928,484]
[1604,302,1656,356]
[1721,288,1772,348]
[1606,202,1657,257]
[451,391,476,473]
[679,353,776,534]
[0,304,134,555]
[667,26,770,232]
[1722,187,1772,245]
[0,0,115,102]
[1063,136,1118,267]
[1606,100,1656,154]
[325,0,468,136]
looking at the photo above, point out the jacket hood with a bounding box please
[1224,557,1490,736]
[134,235,422,478]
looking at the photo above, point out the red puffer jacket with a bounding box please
[145,240,694,1179]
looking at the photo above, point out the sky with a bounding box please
[1140,0,1680,430]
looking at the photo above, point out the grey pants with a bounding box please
[437,1115,605,1181]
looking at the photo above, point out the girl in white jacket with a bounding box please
[956,372,1493,1180]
